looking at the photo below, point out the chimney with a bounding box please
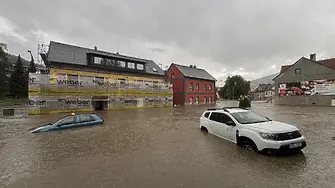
[116,52,119,55]
[310,53,316,61]
[193,65,197,68]
[94,46,97,50]
[189,65,193,68]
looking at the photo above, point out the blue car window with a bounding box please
[78,115,95,123]
[58,116,75,126]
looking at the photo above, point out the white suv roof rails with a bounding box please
[207,107,248,112]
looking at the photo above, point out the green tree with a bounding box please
[0,46,12,98]
[9,55,27,98]
[219,75,251,100]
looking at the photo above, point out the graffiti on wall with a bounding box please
[278,79,335,96]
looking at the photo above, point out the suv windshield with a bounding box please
[230,111,270,124]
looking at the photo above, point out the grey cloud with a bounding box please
[1,0,335,77]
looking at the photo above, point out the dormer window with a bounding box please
[128,62,135,69]
[137,64,144,70]
[94,57,103,64]
[152,68,157,72]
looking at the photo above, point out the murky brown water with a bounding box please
[1,102,335,188]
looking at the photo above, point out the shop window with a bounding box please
[295,68,301,75]
[190,97,193,104]
[204,97,207,103]
[190,83,193,91]
[196,83,199,91]
[209,97,212,103]
[196,97,199,104]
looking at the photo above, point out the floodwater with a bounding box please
[1,102,335,188]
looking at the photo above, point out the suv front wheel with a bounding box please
[239,139,258,152]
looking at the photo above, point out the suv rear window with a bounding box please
[204,112,210,118]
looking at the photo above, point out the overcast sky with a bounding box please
[1,0,335,86]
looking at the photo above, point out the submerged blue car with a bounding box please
[29,113,104,133]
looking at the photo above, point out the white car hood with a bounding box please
[245,121,298,133]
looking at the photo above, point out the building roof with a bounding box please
[47,41,165,76]
[252,83,273,92]
[280,65,291,73]
[172,63,216,81]
[273,57,335,81]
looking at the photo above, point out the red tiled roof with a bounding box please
[280,65,291,73]
[317,58,335,69]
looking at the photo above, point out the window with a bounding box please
[204,84,207,91]
[209,97,212,103]
[118,61,126,68]
[204,97,207,103]
[230,111,270,124]
[221,114,234,125]
[58,116,75,126]
[196,83,199,90]
[209,112,220,122]
[209,84,212,90]
[209,113,234,124]
[118,78,126,85]
[94,57,103,64]
[171,73,174,78]
[152,68,158,72]
[77,115,94,123]
[295,68,301,75]
[204,112,210,118]
[128,62,135,69]
[190,83,193,91]
[196,97,199,104]
[106,59,116,66]
[190,97,193,104]
[137,64,144,70]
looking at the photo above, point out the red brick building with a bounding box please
[167,63,216,106]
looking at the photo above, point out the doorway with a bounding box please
[94,101,106,111]
[92,96,108,111]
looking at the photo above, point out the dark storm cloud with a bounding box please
[1,0,335,81]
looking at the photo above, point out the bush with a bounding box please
[239,97,251,108]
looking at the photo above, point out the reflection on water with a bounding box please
[1,102,334,188]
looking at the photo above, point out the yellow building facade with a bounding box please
[28,68,173,115]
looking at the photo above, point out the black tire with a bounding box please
[200,126,208,133]
[240,140,258,152]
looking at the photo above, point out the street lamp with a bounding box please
[232,81,236,100]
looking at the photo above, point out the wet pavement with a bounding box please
[1,102,335,188]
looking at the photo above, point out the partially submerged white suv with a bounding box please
[199,107,306,154]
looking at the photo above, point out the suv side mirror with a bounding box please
[226,121,235,126]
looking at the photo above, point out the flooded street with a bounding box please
[1,102,335,188]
